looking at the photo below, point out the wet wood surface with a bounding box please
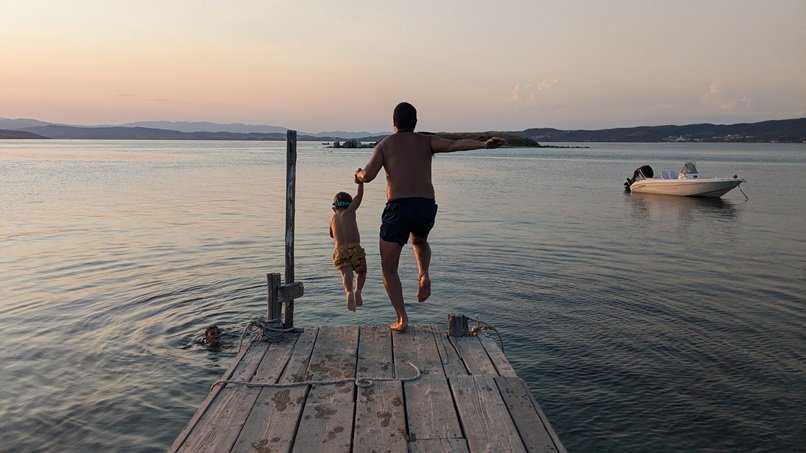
[169,324,566,453]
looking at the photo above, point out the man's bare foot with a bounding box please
[347,293,356,312]
[355,292,363,307]
[389,321,407,332]
[417,273,431,302]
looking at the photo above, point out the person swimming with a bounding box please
[203,324,222,348]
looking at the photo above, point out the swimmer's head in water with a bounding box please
[205,325,222,347]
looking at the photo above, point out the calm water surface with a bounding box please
[1,140,804,452]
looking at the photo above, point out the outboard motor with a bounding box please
[624,165,654,192]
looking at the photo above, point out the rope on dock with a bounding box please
[238,316,294,351]
[210,360,421,391]
[466,315,506,354]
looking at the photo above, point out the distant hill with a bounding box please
[2,117,803,143]
[309,130,387,139]
[0,128,46,139]
[520,118,806,143]
[0,118,53,130]
[121,121,288,134]
[16,124,340,141]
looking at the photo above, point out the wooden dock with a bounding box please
[169,324,565,452]
[170,135,565,452]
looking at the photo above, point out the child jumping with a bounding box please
[329,171,367,311]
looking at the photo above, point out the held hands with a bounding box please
[485,137,505,149]
[354,168,364,184]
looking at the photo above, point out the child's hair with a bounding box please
[204,324,222,347]
[205,325,220,336]
[332,192,352,209]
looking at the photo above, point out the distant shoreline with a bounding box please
[1,118,804,143]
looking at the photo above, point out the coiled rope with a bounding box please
[210,360,421,391]
[466,315,506,354]
[238,316,295,351]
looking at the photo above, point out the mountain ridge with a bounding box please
[1,117,804,143]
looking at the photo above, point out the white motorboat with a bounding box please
[624,162,745,197]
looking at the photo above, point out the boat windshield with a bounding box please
[680,161,698,175]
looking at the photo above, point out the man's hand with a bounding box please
[355,168,364,184]
[485,137,505,149]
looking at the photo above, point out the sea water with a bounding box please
[1,140,804,452]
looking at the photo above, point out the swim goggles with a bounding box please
[332,201,351,208]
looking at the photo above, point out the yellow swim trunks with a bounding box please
[333,243,367,273]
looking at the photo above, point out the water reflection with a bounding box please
[627,192,738,222]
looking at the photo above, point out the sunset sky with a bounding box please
[1,0,804,133]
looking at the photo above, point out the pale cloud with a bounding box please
[700,82,751,112]
[509,79,559,105]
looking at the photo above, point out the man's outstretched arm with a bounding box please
[431,136,504,153]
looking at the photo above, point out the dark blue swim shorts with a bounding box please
[380,197,438,245]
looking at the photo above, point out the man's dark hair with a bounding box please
[393,102,417,131]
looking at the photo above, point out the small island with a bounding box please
[326,132,560,149]
[328,139,376,149]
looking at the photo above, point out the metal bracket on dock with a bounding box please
[448,314,470,337]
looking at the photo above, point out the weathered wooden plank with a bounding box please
[305,325,359,403]
[253,333,299,384]
[354,380,407,452]
[478,331,517,377]
[404,375,462,441]
[292,402,354,453]
[420,324,468,376]
[357,325,394,378]
[231,341,272,381]
[393,325,444,378]
[449,335,498,375]
[168,342,254,452]
[408,438,470,453]
[202,335,301,452]
[279,281,304,301]
[495,376,567,453]
[174,342,271,452]
[279,327,319,384]
[449,375,527,453]
[231,386,308,453]
[178,386,262,453]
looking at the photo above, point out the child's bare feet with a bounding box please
[389,321,407,332]
[417,273,431,302]
[346,292,356,312]
[355,291,363,307]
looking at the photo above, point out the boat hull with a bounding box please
[629,178,743,197]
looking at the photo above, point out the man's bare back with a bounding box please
[355,102,503,332]
[370,132,435,201]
